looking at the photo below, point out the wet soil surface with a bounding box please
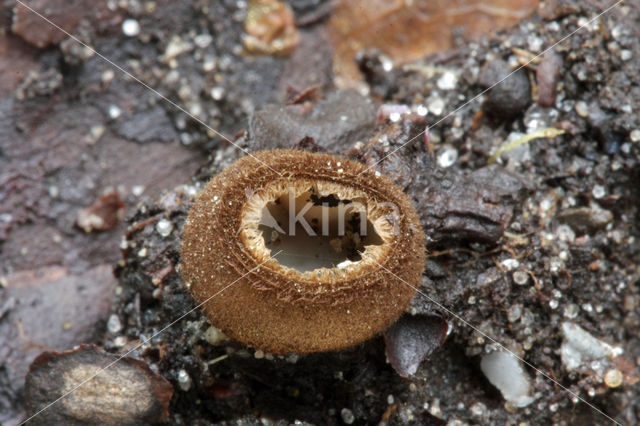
[1,0,639,425]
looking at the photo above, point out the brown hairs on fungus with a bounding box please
[180,149,425,354]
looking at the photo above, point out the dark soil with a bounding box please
[1,0,639,425]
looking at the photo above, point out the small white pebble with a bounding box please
[204,326,228,345]
[480,351,534,407]
[389,111,401,122]
[131,185,145,196]
[210,86,224,101]
[437,146,458,168]
[156,219,173,237]
[121,18,140,37]
[592,185,606,199]
[604,369,623,387]
[178,369,192,391]
[513,270,529,285]
[415,104,428,116]
[194,33,213,48]
[437,71,458,90]
[113,336,127,347]
[507,305,522,322]
[630,129,640,142]
[427,97,445,116]
[470,402,486,417]
[575,101,589,118]
[381,56,393,72]
[563,303,579,319]
[107,314,122,333]
[108,105,122,120]
[341,408,355,424]
[501,258,520,271]
[48,185,59,198]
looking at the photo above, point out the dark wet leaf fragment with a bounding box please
[385,315,448,377]
[24,344,173,426]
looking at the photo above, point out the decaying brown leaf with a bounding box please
[329,0,540,87]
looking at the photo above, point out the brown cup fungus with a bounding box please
[181,150,425,354]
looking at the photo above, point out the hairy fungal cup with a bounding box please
[181,149,425,354]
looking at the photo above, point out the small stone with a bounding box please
[480,351,534,407]
[254,350,265,359]
[563,304,579,319]
[549,258,564,274]
[507,305,522,322]
[427,96,445,115]
[556,224,575,242]
[204,327,228,345]
[156,219,173,237]
[560,322,622,371]
[163,35,193,62]
[113,336,127,347]
[575,101,589,118]
[437,71,458,90]
[194,33,213,48]
[341,408,355,424]
[429,399,442,417]
[415,105,428,116]
[437,146,458,168]
[177,369,192,391]
[152,288,162,299]
[558,204,613,234]
[513,270,529,285]
[630,129,640,142]
[501,258,519,271]
[108,105,122,120]
[591,185,606,199]
[121,19,140,37]
[470,402,486,417]
[107,314,122,334]
[132,185,145,196]
[603,369,623,388]
[48,186,60,198]
[480,60,531,119]
[24,345,173,424]
[210,86,225,101]
[384,315,448,377]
